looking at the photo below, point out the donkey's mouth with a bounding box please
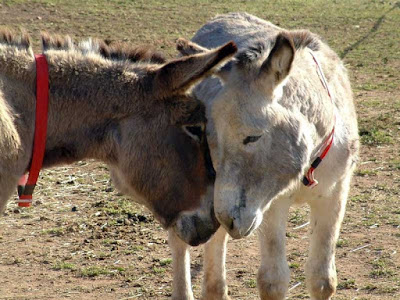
[172,210,220,246]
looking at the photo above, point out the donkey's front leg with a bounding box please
[0,175,19,214]
[202,227,230,300]
[306,176,351,300]
[257,197,292,300]
[168,229,194,300]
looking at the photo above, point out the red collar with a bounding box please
[17,54,49,207]
[302,51,336,188]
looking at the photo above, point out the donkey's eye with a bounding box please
[183,125,204,142]
[243,135,262,145]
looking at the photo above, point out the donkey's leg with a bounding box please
[257,197,292,300]
[201,227,230,300]
[0,175,18,214]
[305,176,351,300]
[168,229,194,300]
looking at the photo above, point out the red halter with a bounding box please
[302,51,336,188]
[17,54,49,207]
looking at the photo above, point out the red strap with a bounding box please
[17,54,49,206]
[303,51,335,188]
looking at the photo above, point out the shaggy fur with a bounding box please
[173,13,359,300]
[0,29,237,251]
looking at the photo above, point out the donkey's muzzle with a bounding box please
[172,209,220,246]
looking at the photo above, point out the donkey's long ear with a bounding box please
[259,32,295,83]
[155,41,237,95]
[176,38,234,83]
[176,38,209,56]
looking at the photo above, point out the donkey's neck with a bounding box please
[42,51,157,168]
[46,51,155,118]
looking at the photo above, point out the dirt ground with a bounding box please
[0,1,399,299]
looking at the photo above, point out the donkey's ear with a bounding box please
[176,38,234,83]
[155,41,237,95]
[176,38,209,56]
[259,32,295,83]
[214,60,235,83]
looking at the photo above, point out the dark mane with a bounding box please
[289,30,320,51]
[98,41,166,64]
[41,32,73,50]
[0,28,31,49]
[41,32,166,64]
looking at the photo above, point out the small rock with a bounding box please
[138,215,147,222]
[37,16,42,20]
[124,219,131,225]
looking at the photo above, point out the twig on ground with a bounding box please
[350,244,370,252]
[293,221,310,230]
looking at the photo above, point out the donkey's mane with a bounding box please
[41,32,166,64]
[236,30,320,66]
[0,28,31,50]
[98,41,166,64]
[0,29,165,64]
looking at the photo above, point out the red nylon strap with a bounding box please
[303,51,335,188]
[17,54,49,207]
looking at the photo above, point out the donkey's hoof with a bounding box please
[201,294,231,300]
[308,278,336,300]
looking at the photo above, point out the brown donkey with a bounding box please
[0,30,237,247]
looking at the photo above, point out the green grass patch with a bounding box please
[355,169,377,177]
[359,128,393,145]
[337,278,356,290]
[42,227,65,236]
[80,266,110,277]
[289,262,300,269]
[152,267,166,274]
[245,278,257,288]
[52,262,77,271]
[369,258,395,278]
[159,258,172,266]
[336,239,349,248]
[289,209,308,226]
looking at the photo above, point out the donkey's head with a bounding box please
[178,32,319,238]
[105,41,237,245]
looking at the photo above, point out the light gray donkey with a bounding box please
[0,30,238,254]
[173,12,359,300]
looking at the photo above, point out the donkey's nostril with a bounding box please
[229,218,235,230]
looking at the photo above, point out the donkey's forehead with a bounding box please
[235,40,271,68]
[213,93,270,133]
